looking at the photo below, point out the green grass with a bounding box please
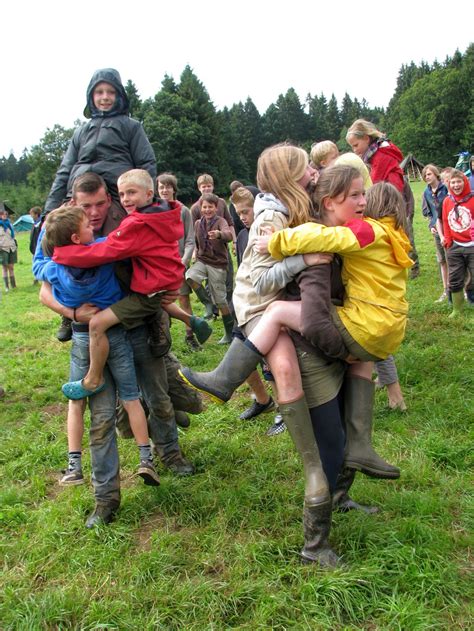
[1,183,473,630]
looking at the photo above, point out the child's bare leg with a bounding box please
[122,399,149,445]
[178,294,194,335]
[164,302,191,327]
[67,400,85,451]
[246,370,271,405]
[264,329,303,403]
[248,300,302,357]
[60,399,86,485]
[83,308,120,391]
[122,398,160,485]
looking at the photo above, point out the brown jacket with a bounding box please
[194,216,233,269]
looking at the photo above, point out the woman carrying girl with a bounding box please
[182,167,409,477]
[183,144,344,566]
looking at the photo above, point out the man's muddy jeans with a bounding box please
[126,326,203,459]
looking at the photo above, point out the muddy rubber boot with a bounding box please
[279,395,331,504]
[344,377,400,479]
[218,313,235,345]
[179,338,263,403]
[279,395,338,564]
[332,467,379,514]
[193,285,215,320]
[301,500,341,567]
[448,291,464,319]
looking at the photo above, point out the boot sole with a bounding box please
[178,370,227,405]
[344,460,400,479]
[137,470,161,486]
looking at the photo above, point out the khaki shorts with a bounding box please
[331,305,381,362]
[245,313,345,407]
[241,314,262,337]
[186,261,227,306]
[295,344,346,408]
[110,292,164,329]
[0,249,17,265]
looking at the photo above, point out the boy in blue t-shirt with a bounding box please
[37,205,160,487]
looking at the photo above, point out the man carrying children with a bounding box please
[35,173,201,528]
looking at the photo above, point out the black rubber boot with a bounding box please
[179,338,263,403]
[218,313,235,345]
[344,377,400,479]
[301,500,341,567]
[193,285,215,320]
[332,467,379,514]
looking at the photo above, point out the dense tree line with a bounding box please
[1,45,472,211]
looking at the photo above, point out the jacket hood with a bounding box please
[377,141,404,164]
[131,200,183,243]
[253,193,289,219]
[377,217,413,269]
[84,68,129,119]
[448,173,471,200]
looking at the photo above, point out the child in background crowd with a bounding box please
[0,207,17,292]
[186,193,235,344]
[421,165,449,302]
[441,169,474,317]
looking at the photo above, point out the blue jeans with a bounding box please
[70,331,120,507]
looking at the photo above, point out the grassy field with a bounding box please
[0,181,473,630]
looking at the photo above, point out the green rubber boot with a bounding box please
[179,338,263,403]
[189,316,213,344]
[218,313,235,345]
[193,285,215,320]
[343,377,400,479]
[448,291,464,319]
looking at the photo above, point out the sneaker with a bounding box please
[266,414,287,437]
[137,459,160,486]
[239,397,275,420]
[56,316,72,342]
[59,469,85,486]
[435,291,448,303]
[161,450,195,476]
[185,334,201,352]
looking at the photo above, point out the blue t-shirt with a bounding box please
[33,230,124,308]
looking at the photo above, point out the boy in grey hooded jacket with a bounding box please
[45,68,156,213]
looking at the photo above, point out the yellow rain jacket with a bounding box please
[268,217,413,359]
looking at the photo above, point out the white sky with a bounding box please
[2,0,473,157]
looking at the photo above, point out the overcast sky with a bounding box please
[2,1,473,157]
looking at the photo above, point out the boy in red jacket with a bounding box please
[54,169,210,398]
[441,170,474,317]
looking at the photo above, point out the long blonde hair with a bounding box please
[346,119,384,142]
[256,143,311,227]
